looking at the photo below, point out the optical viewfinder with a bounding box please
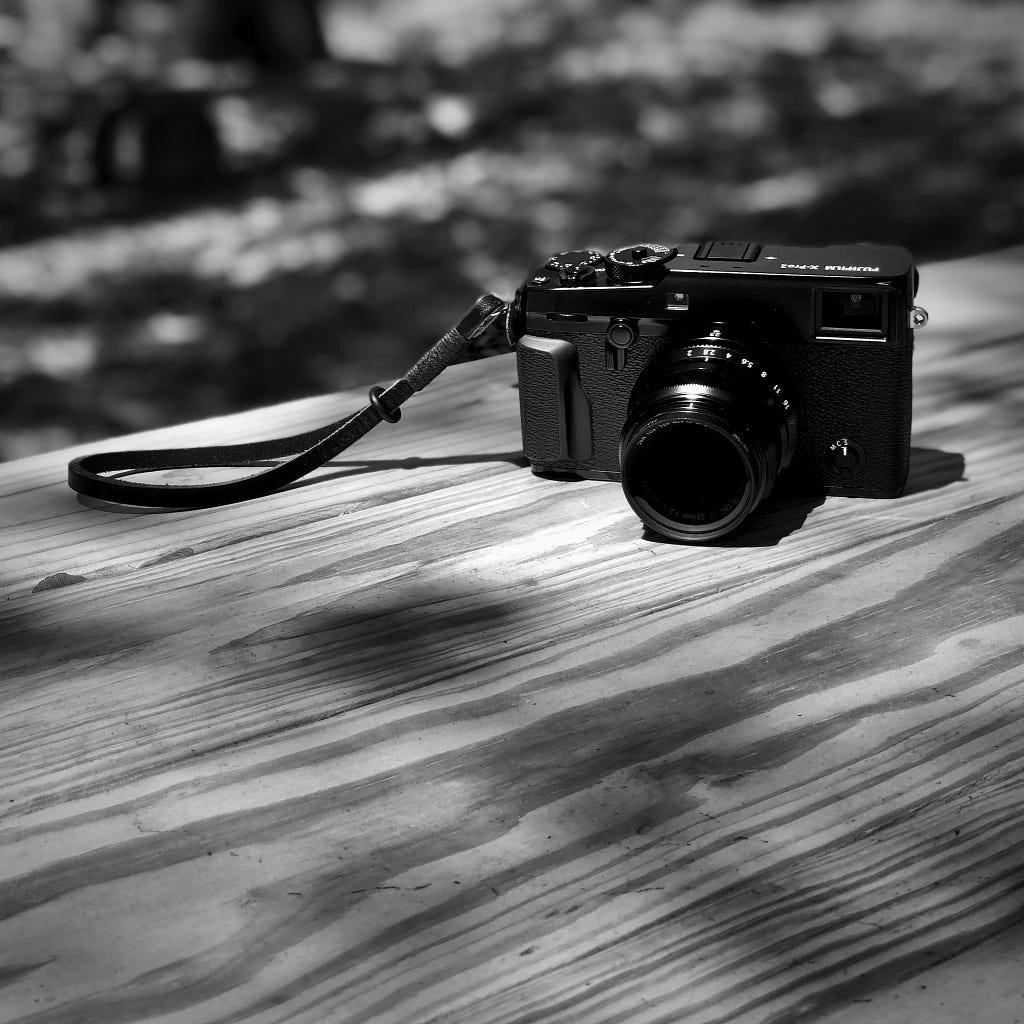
[816,288,886,340]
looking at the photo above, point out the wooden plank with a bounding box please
[0,247,1022,1023]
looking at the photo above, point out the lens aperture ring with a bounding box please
[681,343,793,420]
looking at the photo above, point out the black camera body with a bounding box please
[508,240,927,541]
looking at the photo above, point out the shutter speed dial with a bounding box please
[606,242,678,282]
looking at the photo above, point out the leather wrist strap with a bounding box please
[68,294,508,509]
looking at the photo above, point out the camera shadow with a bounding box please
[903,446,966,496]
[639,447,964,548]
[641,492,827,549]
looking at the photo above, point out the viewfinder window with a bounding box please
[817,288,886,339]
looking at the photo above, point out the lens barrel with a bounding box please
[619,333,796,542]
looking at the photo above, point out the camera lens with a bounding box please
[619,334,796,542]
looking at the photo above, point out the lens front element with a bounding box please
[624,418,756,537]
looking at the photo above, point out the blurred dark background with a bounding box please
[1,0,1022,460]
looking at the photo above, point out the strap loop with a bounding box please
[366,386,401,423]
[67,294,508,509]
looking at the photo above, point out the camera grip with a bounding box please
[516,337,592,468]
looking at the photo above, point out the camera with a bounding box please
[507,240,929,542]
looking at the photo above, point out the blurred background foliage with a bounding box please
[0,0,1022,460]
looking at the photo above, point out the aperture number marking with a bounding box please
[685,346,792,411]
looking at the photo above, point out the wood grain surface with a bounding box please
[1,248,1023,1024]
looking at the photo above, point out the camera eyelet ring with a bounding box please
[368,386,402,423]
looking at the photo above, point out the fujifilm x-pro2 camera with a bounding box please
[508,240,930,542]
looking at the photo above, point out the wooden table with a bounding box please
[2,248,1022,1024]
